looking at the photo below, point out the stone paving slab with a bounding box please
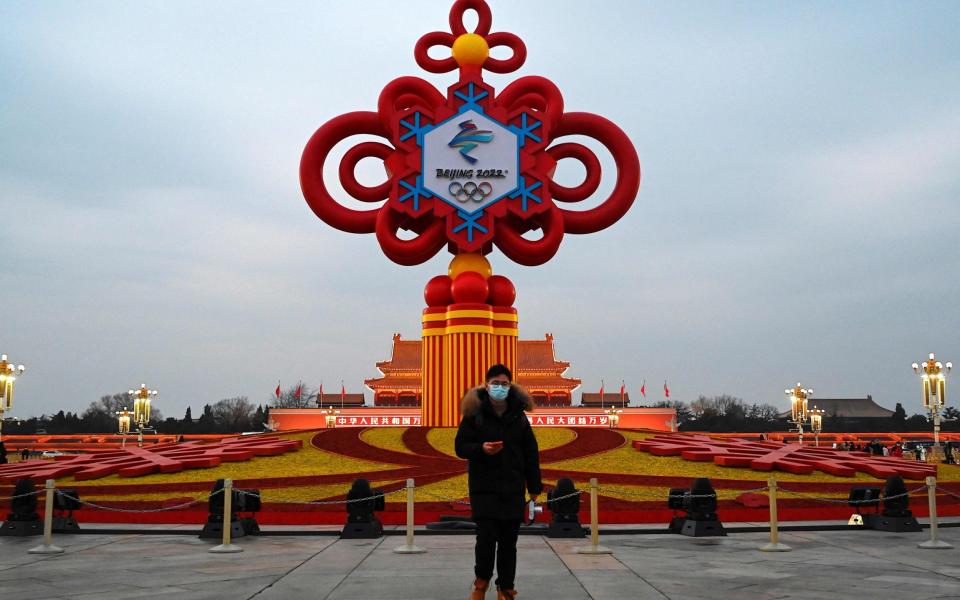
[2,526,960,599]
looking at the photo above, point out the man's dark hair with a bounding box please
[485,364,512,382]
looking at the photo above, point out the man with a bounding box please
[455,364,543,600]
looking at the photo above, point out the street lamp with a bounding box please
[116,408,133,448]
[809,407,824,447]
[785,383,813,445]
[0,354,27,442]
[128,384,158,448]
[912,353,952,460]
[604,407,622,428]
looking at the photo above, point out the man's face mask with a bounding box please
[488,382,510,401]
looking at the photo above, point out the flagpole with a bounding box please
[600,379,604,411]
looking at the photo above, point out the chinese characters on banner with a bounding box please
[337,416,422,427]
[529,415,609,427]
[334,415,610,427]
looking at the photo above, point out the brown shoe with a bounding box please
[496,587,517,600]
[470,578,490,600]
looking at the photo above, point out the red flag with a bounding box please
[664,380,670,399]
[620,381,626,402]
[318,381,324,404]
[640,380,646,398]
[341,382,346,400]
[294,383,302,399]
[274,382,281,399]
[599,380,605,400]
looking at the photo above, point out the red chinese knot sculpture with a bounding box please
[300,0,640,266]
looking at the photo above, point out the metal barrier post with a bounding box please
[394,478,425,554]
[919,476,952,549]
[29,479,64,554]
[759,476,791,552]
[210,479,243,553]
[576,478,611,554]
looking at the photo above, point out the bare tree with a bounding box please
[211,396,256,432]
[270,385,317,409]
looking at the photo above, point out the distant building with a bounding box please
[364,333,582,407]
[777,395,894,419]
[581,392,630,408]
[316,393,366,408]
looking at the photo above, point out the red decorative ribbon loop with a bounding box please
[414,31,457,74]
[375,209,448,266]
[300,111,389,234]
[494,209,565,266]
[449,0,493,36]
[546,143,601,203]
[552,112,640,235]
[378,76,446,133]
[339,142,392,203]
[496,76,564,133]
[483,32,526,74]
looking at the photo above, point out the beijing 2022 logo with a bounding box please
[448,120,493,164]
[422,108,518,215]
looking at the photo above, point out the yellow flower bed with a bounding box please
[550,430,895,483]
[360,427,416,455]
[80,480,408,504]
[49,428,960,505]
[60,432,395,488]
[426,427,578,457]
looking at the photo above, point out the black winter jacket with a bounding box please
[454,385,543,521]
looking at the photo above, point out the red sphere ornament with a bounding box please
[486,275,516,307]
[451,272,489,304]
[424,275,454,307]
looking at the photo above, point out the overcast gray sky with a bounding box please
[2,0,958,421]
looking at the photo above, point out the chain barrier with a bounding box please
[598,485,768,500]
[935,486,960,502]
[777,485,928,505]
[3,489,44,500]
[51,489,219,514]
[236,487,408,506]
[418,489,471,506]
[415,489,583,506]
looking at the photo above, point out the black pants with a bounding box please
[474,518,521,589]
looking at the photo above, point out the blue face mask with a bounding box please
[488,383,510,401]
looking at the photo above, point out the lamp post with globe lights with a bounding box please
[116,408,133,448]
[912,353,952,461]
[128,384,158,448]
[809,407,824,447]
[321,406,340,429]
[785,383,813,445]
[0,354,27,442]
[604,407,622,428]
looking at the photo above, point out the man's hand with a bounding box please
[482,441,504,455]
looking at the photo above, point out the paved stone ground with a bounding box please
[2,523,960,599]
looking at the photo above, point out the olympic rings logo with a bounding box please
[448,181,493,203]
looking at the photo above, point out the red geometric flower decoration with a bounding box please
[300,0,640,266]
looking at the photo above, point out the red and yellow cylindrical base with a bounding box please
[420,255,519,427]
